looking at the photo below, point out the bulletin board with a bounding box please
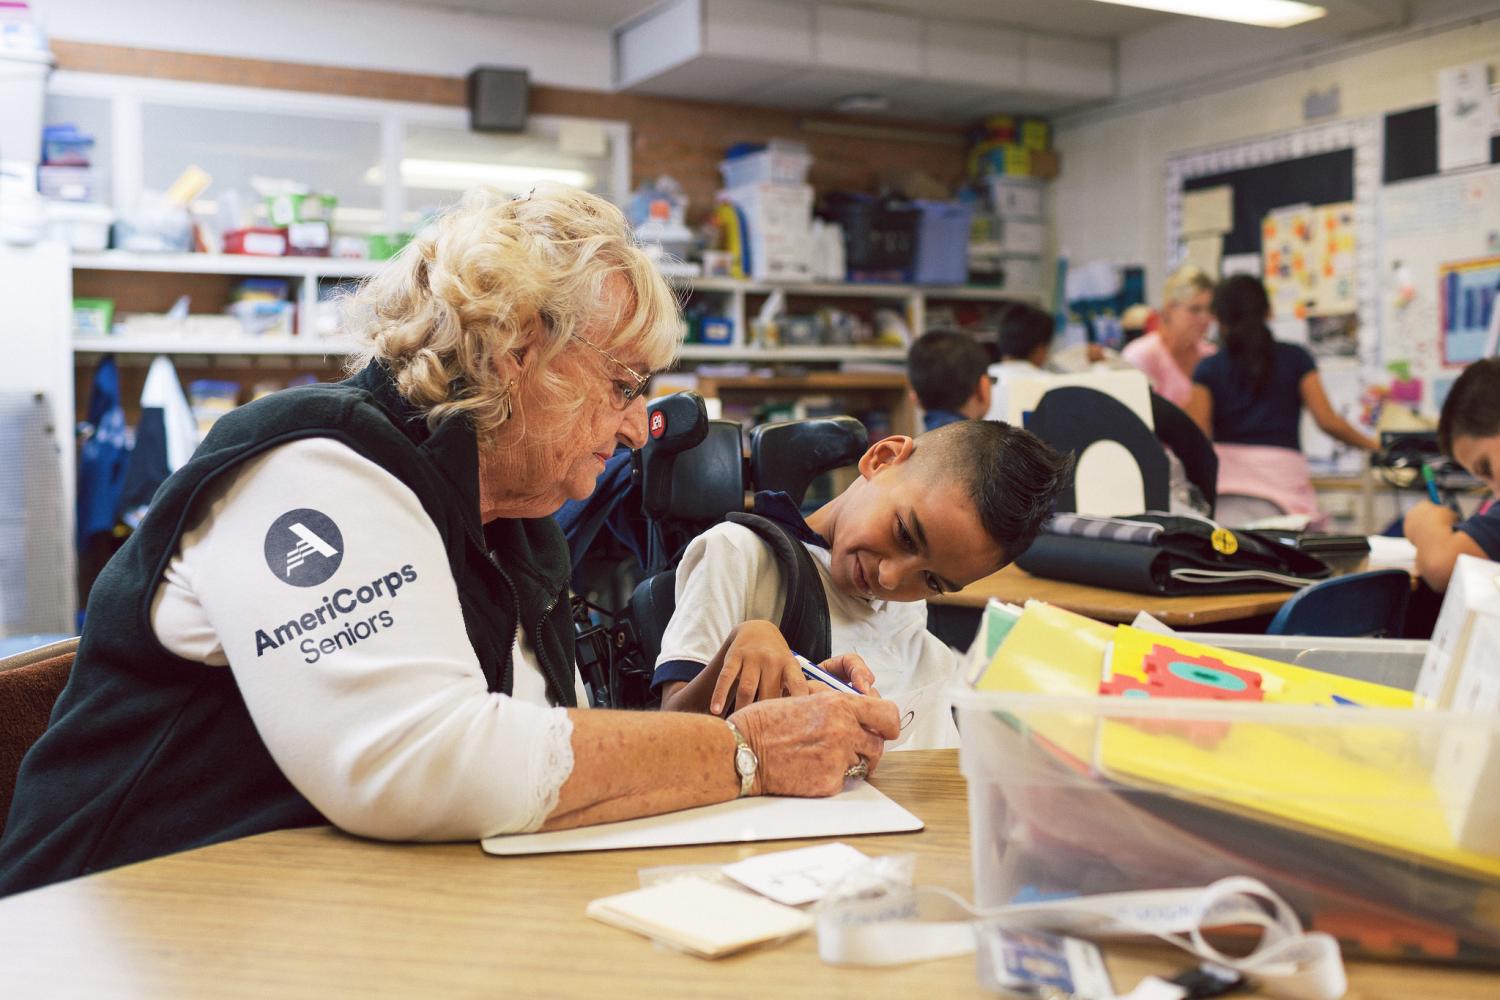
[1378,164,1500,415]
[1164,118,1382,472]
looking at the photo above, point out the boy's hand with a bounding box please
[817,652,880,698]
[711,620,806,715]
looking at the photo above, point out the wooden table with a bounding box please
[930,563,1294,627]
[0,751,1493,999]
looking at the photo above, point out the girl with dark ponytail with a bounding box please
[1186,274,1377,524]
[1214,275,1276,396]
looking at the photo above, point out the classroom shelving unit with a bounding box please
[69,252,1038,362]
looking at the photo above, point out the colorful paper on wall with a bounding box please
[1310,202,1357,316]
[1262,205,1315,321]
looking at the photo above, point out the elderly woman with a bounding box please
[0,186,897,896]
[1121,265,1216,408]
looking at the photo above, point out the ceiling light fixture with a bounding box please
[833,93,891,114]
[363,160,593,192]
[1088,0,1327,28]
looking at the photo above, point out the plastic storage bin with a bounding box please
[912,200,973,285]
[953,634,1500,963]
[43,200,112,252]
[987,177,1043,218]
[819,193,920,283]
[38,165,96,202]
[723,182,813,283]
[719,145,812,189]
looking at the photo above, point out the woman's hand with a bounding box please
[730,690,901,798]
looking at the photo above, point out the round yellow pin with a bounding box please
[1211,527,1239,555]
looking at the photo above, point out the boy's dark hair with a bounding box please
[997,303,1054,362]
[916,419,1073,564]
[907,330,990,411]
[1439,357,1500,456]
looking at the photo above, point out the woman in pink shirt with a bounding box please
[1121,265,1216,408]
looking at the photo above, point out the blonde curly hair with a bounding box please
[345,184,681,436]
[1161,264,1214,307]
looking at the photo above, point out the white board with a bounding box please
[480,779,922,856]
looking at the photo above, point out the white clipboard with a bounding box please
[480,780,922,856]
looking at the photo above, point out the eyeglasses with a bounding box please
[569,333,650,408]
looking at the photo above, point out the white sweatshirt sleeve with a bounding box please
[150,436,574,840]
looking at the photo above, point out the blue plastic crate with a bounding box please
[912,200,973,285]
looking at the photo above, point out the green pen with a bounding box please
[1422,463,1464,516]
[1420,463,1443,504]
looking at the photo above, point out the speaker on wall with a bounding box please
[467,66,529,133]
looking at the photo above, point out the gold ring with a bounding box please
[844,759,869,780]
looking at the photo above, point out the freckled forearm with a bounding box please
[540,709,738,830]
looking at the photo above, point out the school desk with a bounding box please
[930,562,1297,627]
[0,750,1493,998]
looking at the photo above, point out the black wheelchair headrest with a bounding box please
[637,392,708,520]
[749,416,867,506]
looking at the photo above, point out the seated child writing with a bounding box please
[653,419,1071,749]
[1405,357,1500,590]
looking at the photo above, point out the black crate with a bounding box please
[820,193,920,283]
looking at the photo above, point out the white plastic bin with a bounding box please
[723,182,813,282]
[0,50,52,167]
[44,200,113,253]
[987,176,1043,219]
[952,634,1500,963]
[719,146,812,189]
[996,218,1045,256]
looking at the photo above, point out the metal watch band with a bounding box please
[724,718,756,798]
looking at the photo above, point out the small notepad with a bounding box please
[586,879,813,958]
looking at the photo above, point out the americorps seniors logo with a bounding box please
[265,508,344,587]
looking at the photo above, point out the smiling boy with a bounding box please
[1405,358,1500,591]
[653,419,1070,748]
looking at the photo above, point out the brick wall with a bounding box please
[52,41,968,223]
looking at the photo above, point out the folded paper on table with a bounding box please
[481,779,922,856]
[587,878,813,958]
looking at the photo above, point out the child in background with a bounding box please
[1405,358,1500,590]
[653,419,1071,749]
[985,303,1055,423]
[906,329,993,431]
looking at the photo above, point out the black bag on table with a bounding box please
[1014,513,1332,596]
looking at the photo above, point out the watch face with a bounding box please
[735,745,757,776]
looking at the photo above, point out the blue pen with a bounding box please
[795,653,862,696]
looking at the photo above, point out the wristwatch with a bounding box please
[724,719,758,798]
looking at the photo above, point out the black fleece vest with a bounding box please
[0,364,577,896]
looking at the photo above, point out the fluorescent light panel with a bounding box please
[1089,0,1327,28]
[364,160,593,192]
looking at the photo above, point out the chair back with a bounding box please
[1028,386,1169,516]
[1150,392,1217,513]
[0,637,77,835]
[1266,570,1411,638]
